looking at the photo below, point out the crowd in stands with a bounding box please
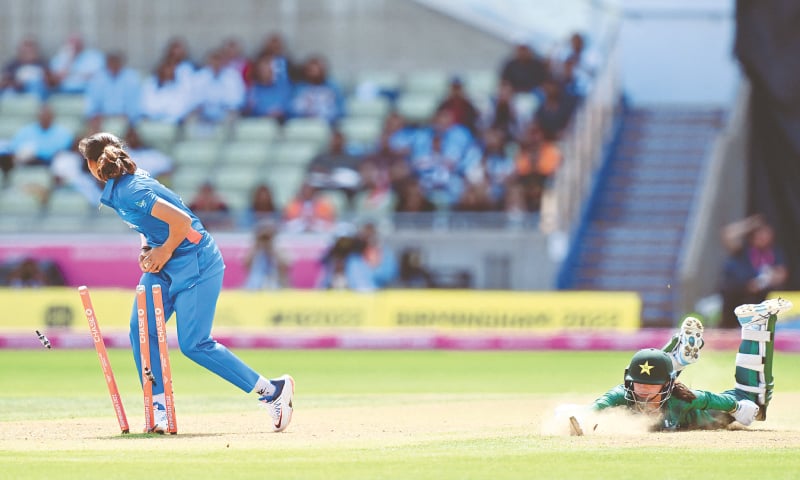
[0,31,597,234]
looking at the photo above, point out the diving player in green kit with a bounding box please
[590,298,792,431]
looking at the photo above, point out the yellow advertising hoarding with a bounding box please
[0,288,641,331]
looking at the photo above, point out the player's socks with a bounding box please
[254,376,276,397]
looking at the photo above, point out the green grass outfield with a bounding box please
[3,349,800,479]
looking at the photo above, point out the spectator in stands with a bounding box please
[454,181,495,212]
[188,181,231,230]
[394,178,436,213]
[550,32,598,94]
[282,181,337,233]
[357,221,398,288]
[160,36,197,84]
[499,43,549,94]
[395,247,435,288]
[0,104,74,184]
[243,53,292,122]
[354,160,397,225]
[49,33,105,94]
[410,133,465,210]
[290,55,344,123]
[360,130,411,190]
[558,57,588,112]
[245,182,278,226]
[511,127,559,212]
[534,79,572,139]
[85,51,142,132]
[719,215,789,328]
[463,128,515,209]
[6,257,46,287]
[49,138,103,207]
[220,37,248,78]
[242,221,286,290]
[189,48,245,125]
[1,36,53,99]
[307,129,362,204]
[250,33,299,83]
[139,59,194,124]
[481,80,524,142]
[436,77,480,135]
[123,127,173,178]
[317,230,376,291]
[383,111,417,158]
[412,109,474,164]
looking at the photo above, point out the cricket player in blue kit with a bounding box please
[78,132,294,433]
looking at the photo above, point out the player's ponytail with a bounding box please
[78,132,137,181]
[96,146,137,181]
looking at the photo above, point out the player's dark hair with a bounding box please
[78,132,137,181]
[96,145,137,181]
[671,381,697,402]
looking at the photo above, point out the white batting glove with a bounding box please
[732,399,759,426]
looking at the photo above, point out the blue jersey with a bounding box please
[99,169,207,255]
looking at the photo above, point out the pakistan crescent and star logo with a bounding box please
[639,361,654,375]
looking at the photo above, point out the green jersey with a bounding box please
[592,385,743,431]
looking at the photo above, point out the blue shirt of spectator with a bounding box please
[10,107,74,164]
[85,52,141,121]
[244,55,292,118]
[290,56,344,123]
[49,35,105,94]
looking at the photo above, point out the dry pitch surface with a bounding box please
[5,393,800,453]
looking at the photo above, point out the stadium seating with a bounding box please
[231,117,280,143]
[136,119,180,152]
[48,94,86,119]
[0,94,40,118]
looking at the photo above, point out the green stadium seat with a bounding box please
[100,117,129,137]
[172,140,222,170]
[0,187,43,216]
[404,70,449,97]
[136,120,180,151]
[463,69,499,99]
[355,71,401,94]
[283,117,331,148]
[345,96,391,119]
[339,117,383,149]
[0,94,41,118]
[214,167,264,191]
[396,93,439,124]
[48,93,86,118]
[231,117,280,143]
[263,165,306,206]
[169,167,213,200]
[272,141,319,167]
[0,117,28,139]
[9,165,52,190]
[221,141,271,167]
[46,188,92,216]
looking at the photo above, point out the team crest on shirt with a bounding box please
[135,199,147,209]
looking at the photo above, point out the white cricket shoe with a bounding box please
[675,316,704,366]
[734,298,793,326]
[151,403,168,434]
[259,374,294,432]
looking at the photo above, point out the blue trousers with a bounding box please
[129,245,259,395]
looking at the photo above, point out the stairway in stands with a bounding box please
[560,107,725,326]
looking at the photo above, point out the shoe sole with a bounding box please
[735,298,793,322]
[273,374,294,433]
[678,317,704,363]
